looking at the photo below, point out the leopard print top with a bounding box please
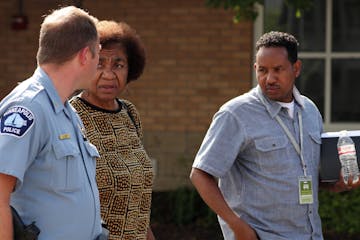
[70,97,153,240]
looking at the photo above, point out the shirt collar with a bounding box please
[256,85,304,118]
[33,67,65,114]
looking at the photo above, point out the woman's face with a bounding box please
[85,45,128,108]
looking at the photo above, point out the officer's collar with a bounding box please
[34,67,65,114]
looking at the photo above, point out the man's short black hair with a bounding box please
[256,31,299,64]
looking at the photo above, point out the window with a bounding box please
[254,0,360,131]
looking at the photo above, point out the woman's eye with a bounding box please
[114,63,127,70]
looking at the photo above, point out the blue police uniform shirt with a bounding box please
[0,67,102,240]
[193,86,323,240]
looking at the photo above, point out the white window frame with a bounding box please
[253,0,360,131]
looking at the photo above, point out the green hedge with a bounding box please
[151,187,218,227]
[151,187,360,238]
[319,188,360,238]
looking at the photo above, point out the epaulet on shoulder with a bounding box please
[26,84,45,102]
[6,81,44,105]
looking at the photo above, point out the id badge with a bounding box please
[298,176,313,204]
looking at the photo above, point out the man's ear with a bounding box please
[78,46,90,65]
[293,60,302,78]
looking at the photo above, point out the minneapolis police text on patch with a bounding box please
[0,106,35,137]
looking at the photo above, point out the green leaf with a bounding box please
[205,0,313,22]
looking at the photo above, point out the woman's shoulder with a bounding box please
[118,98,143,137]
[69,95,84,111]
[119,99,139,116]
[120,99,136,109]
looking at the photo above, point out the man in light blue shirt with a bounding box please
[0,6,104,240]
[190,31,354,240]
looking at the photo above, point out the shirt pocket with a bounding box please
[51,140,83,192]
[254,136,290,173]
[84,141,100,158]
[309,131,321,145]
[307,131,322,170]
[83,141,100,174]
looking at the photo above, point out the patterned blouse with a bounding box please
[70,97,154,240]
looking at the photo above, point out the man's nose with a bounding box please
[266,71,276,84]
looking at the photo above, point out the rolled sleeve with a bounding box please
[193,110,246,178]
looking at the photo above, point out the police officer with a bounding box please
[0,6,104,240]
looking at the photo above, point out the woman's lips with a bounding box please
[98,85,117,93]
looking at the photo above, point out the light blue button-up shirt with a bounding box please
[0,67,102,240]
[193,86,323,240]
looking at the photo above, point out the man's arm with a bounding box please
[320,172,360,192]
[190,168,258,240]
[146,226,155,240]
[0,173,16,240]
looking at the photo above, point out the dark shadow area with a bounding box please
[151,187,360,240]
[151,188,223,240]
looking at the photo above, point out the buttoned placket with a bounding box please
[264,97,317,236]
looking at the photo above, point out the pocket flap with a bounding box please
[84,141,100,158]
[53,140,80,159]
[309,131,322,144]
[255,136,288,152]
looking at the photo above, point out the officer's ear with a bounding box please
[78,46,91,66]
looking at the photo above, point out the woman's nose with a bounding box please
[101,67,116,79]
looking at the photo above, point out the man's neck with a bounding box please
[41,63,76,103]
[277,100,295,118]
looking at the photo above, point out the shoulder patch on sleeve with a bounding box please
[0,106,35,137]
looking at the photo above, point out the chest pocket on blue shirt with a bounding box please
[254,136,290,173]
[83,141,100,176]
[306,131,322,170]
[51,140,83,192]
[84,141,99,158]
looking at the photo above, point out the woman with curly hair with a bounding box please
[70,20,155,240]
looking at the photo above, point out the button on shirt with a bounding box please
[193,86,323,240]
[0,67,102,240]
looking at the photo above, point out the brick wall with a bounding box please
[0,0,253,190]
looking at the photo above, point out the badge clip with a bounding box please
[59,133,71,140]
